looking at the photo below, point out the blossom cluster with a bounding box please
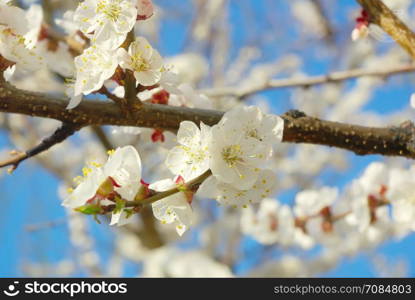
[155,105,284,234]
[64,145,144,226]
[0,2,44,76]
[64,105,285,235]
[67,0,174,109]
[240,161,415,252]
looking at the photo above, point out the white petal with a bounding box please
[104,145,142,201]
[177,121,200,147]
[66,94,83,110]
[197,176,219,199]
[134,70,161,86]
[149,178,175,192]
[110,209,135,226]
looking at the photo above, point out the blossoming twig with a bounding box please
[126,170,212,207]
[310,0,335,42]
[91,126,115,151]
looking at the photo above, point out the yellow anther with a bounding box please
[82,167,92,177]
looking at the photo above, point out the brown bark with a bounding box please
[2,79,415,159]
[356,0,415,59]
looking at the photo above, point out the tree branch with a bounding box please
[0,122,80,172]
[203,64,415,98]
[0,79,223,130]
[91,126,115,151]
[2,79,415,160]
[356,0,415,60]
[281,110,415,158]
[310,0,335,43]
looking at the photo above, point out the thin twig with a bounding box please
[91,126,115,151]
[98,86,125,106]
[202,64,415,98]
[126,170,212,207]
[310,0,335,42]
[0,122,80,172]
[25,218,66,232]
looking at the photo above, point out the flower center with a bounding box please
[130,52,150,72]
[182,146,206,165]
[97,0,122,22]
[222,145,243,167]
[247,128,260,139]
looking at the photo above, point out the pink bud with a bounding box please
[151,129,165,143]
[175,175,185,185]
[136,0,154,20]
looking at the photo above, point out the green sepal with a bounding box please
[75,204,102,215]
[124,208,135,219]
[113,197,125,214]
[177,184,187,192]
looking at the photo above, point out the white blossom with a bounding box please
[63,146,142,226]
[74,0,138,50]
[103,145,142,201]
[166,121,211,181]
[158,67,181,94]
[0,27,44,72]
[0,3,44,73]
[208,106,284,190]
[169,83,212,109]
[63,163,107,209]
[165,53,209,84]
[149,177,193,236]
[72,46,119,106]
[56,10,82,36]
[348,162,391,232]
[241,198,294,245]
[294,187,338,218]
[198,170,277,207]
[24,4,43,49]
[0,3,29,36]
[37,41,75,77]
[387,166,415,231]
[117,36,163,86]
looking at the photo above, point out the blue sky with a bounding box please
[1,0,415,277]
